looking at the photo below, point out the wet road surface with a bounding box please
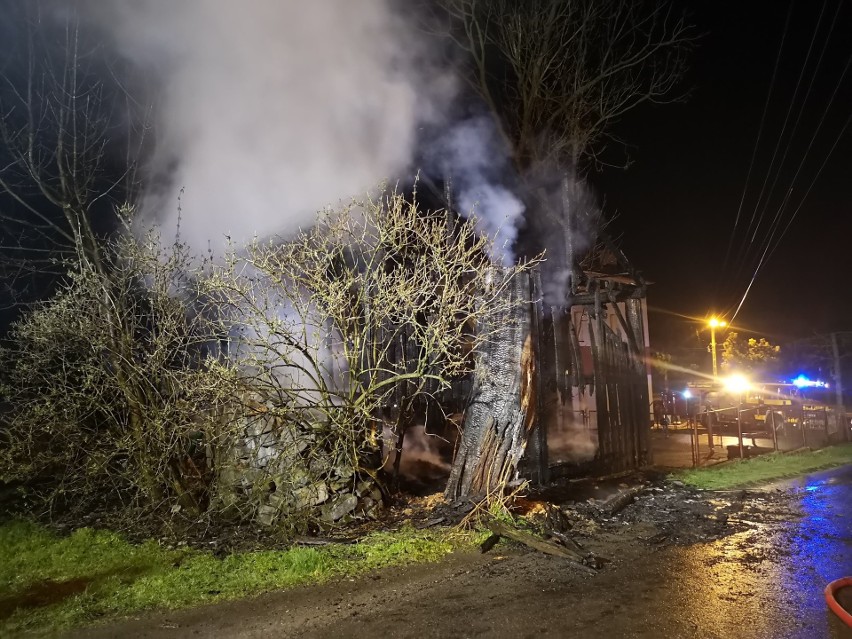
[653,464,852,639]
[74,465,852,639]
[765,464,852,638]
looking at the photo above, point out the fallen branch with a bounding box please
[600,486,644,516]
[483,519,597,575]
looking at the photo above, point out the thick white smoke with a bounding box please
[92,0,452,251]
[427,117,525,265]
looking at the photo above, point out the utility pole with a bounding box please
[831,332,848,442]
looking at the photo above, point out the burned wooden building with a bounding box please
[216,186,655,522]
[381,181,655,499]
[447,248,653,499]
[535,241,653,479]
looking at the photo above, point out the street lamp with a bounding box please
[708,317,727,377]
[723,373,750,395]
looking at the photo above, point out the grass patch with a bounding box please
[675,443,852,490]
[0,520,480,636]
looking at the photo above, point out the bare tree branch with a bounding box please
[433,0,696,172]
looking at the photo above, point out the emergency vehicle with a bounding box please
[686,377,847,439]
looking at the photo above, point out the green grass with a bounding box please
[674,442,852,490]
[0,520,480,636]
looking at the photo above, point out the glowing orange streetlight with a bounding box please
[708,317,727,377]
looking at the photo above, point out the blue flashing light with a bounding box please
[682,389,692,399]
[792,375,829,389]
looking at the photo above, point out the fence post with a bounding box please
[737,402,745,459]
[770,412,779,452]
[692,416,700,466]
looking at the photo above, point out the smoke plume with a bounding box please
[92,0,452,252]
[84,1,587,280]
[425,117,525,265]
[518,169,601,305]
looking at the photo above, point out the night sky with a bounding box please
[593,0,852,356]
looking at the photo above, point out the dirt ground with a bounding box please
[66,467,852,639]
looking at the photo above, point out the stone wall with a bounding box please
[214,400,382,527]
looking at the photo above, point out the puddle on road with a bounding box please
[631,467,852,639]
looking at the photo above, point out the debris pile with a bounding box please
[474,477,805,571]
[559,479,801,546]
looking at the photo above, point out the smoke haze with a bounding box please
[520,170,601,305]
[84,1,585,277]
[426,117,525,265]
[93,0,453,251]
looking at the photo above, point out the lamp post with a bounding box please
[708,317,727,377]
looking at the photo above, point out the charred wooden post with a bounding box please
[520,270,549,484]
[445,272,535,500]
[626,297,652,465]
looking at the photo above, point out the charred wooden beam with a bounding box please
[483,519,597,575]
[610,301,642,360]
[566,285,646,307]
[521,270,549,485]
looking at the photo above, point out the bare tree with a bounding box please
[428,0,694,307]
[422,0,692,495]
[0,1,148,302]
[434,0,694,172]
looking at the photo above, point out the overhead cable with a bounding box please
[720,0,795,280]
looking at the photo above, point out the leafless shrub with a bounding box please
[1,190,536,529]
[0,215,238,517]
[205,188,537,514]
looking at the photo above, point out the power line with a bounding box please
[720,0,795,281]
[726,2,850,322]
[745,0,839,247]
[764,104,852,265]
[730,100,852,324]
[747,49,851,275]
[737,0,825,266]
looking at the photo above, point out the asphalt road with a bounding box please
[760,464,852,638]
[647,463,852,639]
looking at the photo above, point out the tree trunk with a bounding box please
[445,273,535,500]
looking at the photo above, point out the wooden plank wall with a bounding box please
[537,293,651,476]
